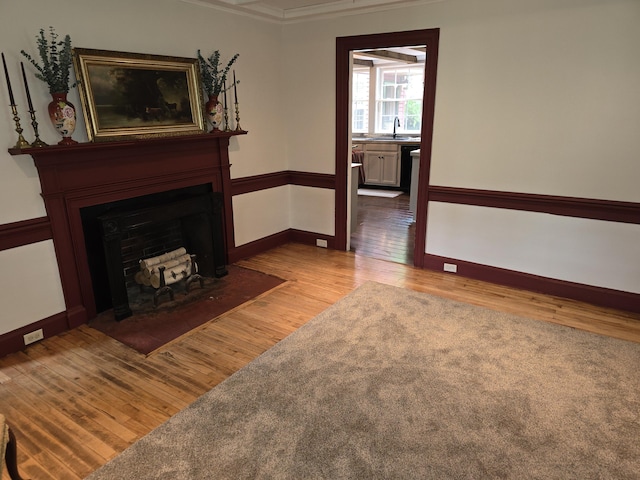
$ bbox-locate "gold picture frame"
[73,48,205,142]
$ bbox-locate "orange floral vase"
[205,94,223,131]
[48,92,78,145]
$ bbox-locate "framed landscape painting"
[73,48,205,142]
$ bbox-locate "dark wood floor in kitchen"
[350,191,415,266]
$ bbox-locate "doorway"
[334,29,440,268]
[349,46,425,266]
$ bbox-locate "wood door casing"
[335,29,440,266]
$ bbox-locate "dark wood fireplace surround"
[10,131,245,329]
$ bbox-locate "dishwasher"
[400,144,420,193]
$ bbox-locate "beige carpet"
[85,281,640,479]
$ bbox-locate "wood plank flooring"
[1,243,639,479]
[350,191,414,265]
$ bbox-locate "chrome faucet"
[392,117,400,139]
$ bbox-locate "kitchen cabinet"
[361,143,400,187]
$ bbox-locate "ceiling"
[353,46,426,66]
[181,0,443,23]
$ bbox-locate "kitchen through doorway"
[349,45,425,266]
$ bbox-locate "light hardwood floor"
[1,243,639,479]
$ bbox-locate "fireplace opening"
[80,184,227,320]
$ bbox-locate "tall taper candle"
[233,70,238,103]
[20,62,34,111]
[224,80,228,110]
[2,52,16,105]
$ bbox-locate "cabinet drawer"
[362,142,399,152]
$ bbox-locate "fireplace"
[13,132,244,328]
[81,184,227,320]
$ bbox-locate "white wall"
[426,203,640,293]
[429,0,640,201]
[0,0,286,333]
[234,186,335,246]
[289,186,335,236]
[233,187,290,246]
[281,0,640,294]
[0,241,66,334]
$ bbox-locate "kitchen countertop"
[352,136,421,144]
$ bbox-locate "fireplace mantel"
[10,131,246,327]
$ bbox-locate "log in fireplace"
[11,132,244,328]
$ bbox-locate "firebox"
[81,184,227,320]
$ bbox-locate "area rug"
[89,265,285,355]
[85,281,640,479]
[357,188,402,198]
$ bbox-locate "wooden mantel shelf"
[8,130,247,156]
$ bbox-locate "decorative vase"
[48,92,78,145]
[205,94,223,131]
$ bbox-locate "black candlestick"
[2,52,16,106]
[233,70,238,103]
[2,53,29,148]
[20,62,33,111]
[20,61,46,147]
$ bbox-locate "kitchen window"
[352,64,424,134]
[352,68,370,133]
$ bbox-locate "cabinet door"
[361,143,401,187]
[363,152,384,184]
[379,153,400,186]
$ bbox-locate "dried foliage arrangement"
[21,27,77,94]
[197,49,239,97]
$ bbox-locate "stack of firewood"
[135,247,195,289]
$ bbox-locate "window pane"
[352,69,370,132]
[376,65,424,134]
[353,102,368,131]
[405,99,421,130]
[382,71,395,85]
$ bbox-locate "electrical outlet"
[23,328,44,345]
[316,239,328,248]
[443,263,457,273]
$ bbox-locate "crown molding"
[181,0,446,24]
